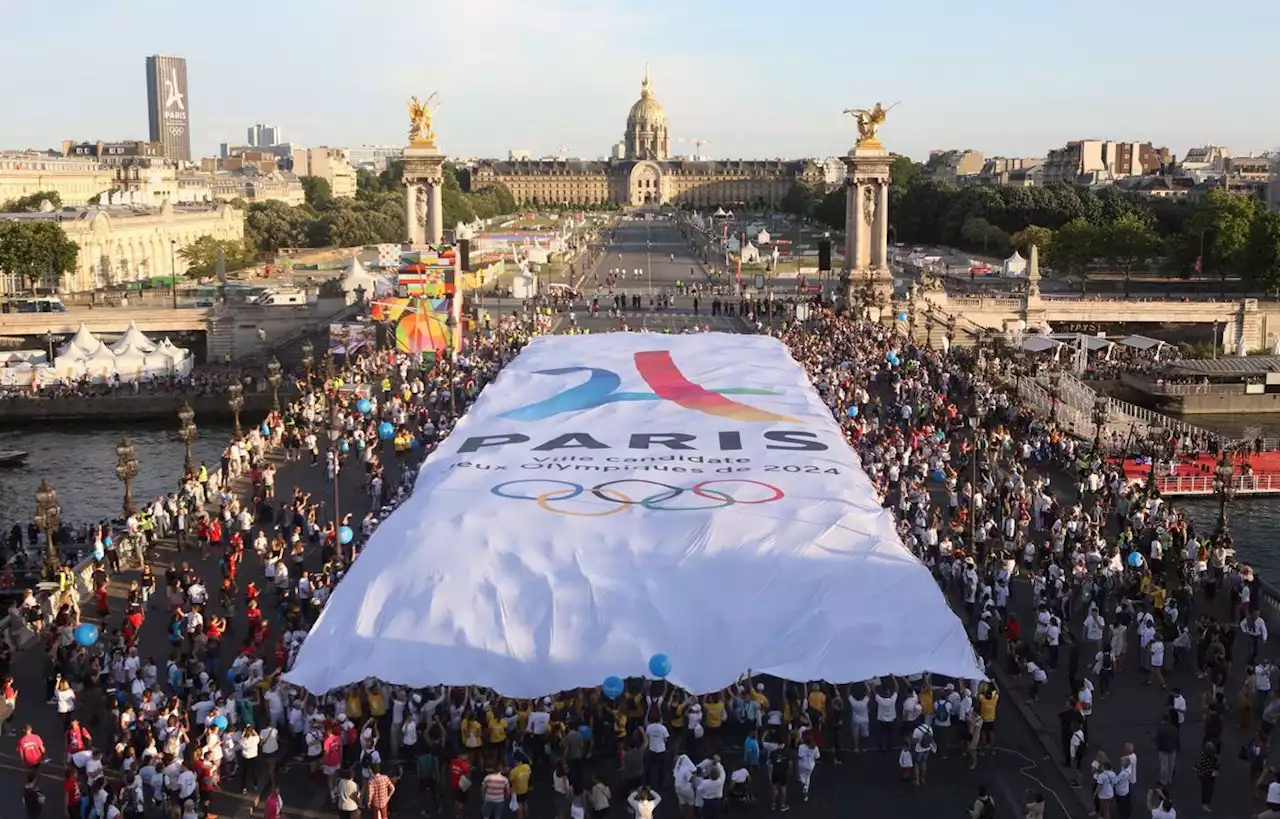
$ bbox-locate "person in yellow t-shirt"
[345,687,364,721]
[510,759,532,818]
[367,687,386,718]
[461,713,483,752]
[670,700,685,732]
[978,683,999,750]
[486,708,508,769]
[703,695,727,751]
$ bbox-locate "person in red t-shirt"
[263,785,284,819]
[16,725,44,769]
[323,725,343,798]
[63,766,81,818]
[450,753,472,813]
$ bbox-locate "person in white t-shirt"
[873,678,899,753]
[643,720,670,789]
[795,736,820,800]
[847,687,871,753]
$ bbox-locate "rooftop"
[1166,356,1280,377]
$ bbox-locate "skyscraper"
[146,55,191,162]
[247,124,281,148]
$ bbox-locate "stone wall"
[0,390,283,423]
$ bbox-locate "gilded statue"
[842,102,898,146]
[407,93,439,146]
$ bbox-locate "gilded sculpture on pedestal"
[407,93,439,147]
[842,102,898,146]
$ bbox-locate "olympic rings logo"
[490,479,786,516]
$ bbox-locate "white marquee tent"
[110,322,158,355]
[339,258,395,305]
[286,333,984,696]
[19,326,194,385]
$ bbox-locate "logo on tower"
[163,68,185,111]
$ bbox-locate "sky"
[2,0,1276,163]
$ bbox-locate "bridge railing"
[1154,473,1280,495]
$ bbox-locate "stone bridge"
[909,292,1278,355]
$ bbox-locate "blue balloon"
[1127,551,1144,568]
[339,439,350,454]
[74,622,99,647]
[92,546,104,562]
[260,423,270,436]
[212,715,228,731]
[648,653,672,679]
[378,421,395,440]
[846,406,859,418]
[602,675,625,699]
[410,436,422,449]
[356,398,373,415]
[896,311,908,322]
[931,468,946,483]
[338,525,354,545]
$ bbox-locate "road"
[0,221,1084,819]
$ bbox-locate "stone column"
[427,180,443,245]
[403,183,418,244]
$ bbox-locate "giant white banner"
[286,333,983,696]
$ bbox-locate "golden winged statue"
[407,93,439,147]
[841,102,898,146]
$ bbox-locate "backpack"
[978,794,996,819]
[934,699,951,725]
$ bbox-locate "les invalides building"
[463,70,837,208]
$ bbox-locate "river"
[0,423,233,532]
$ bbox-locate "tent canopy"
[110,322,157,354]
[1120,334,1164,351]
[1020,336,1062,353]
[61,325,102,357]
[285,333,983,696]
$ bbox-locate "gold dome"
[627,69,667,127]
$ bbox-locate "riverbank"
[0,388,292,423]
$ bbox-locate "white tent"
[61,325,102,357]
[757,228,772,245]
[110,322,157,354]
[82,345,119,381]
[740,241,761,264]
[1119,334,1164,351]
[284,333,984,696]
[1020,336,1062,353]
[1001,251,1027,278]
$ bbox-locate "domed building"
[624,68,669,160]
[462,70,838,208]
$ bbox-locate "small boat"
[0,450,29,466]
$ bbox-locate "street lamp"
[1214,450,1235,538]
[178,401,197,476]
[115,437,138,518]
[300,338,315,386]
[267,356,283,412]
[1048,372,1061,422]
[925,315,935,350]
[325,349,335,382]
[1091,395,1110,453]
[227,381,244,437]
[169,239,178,310]
[34,479,61,580]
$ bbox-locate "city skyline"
[3,0,1277,162]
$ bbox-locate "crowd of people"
[7,276,1280,819]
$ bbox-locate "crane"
[677,137,711,160]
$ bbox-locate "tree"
[1010,225,1053,258]
[1102,212,1158,296]
[959,216,1007,255]
[1245,210,1280,294]
[2,191,62,213]
[300,176,333,209]
[1186,188,1257,294]
[780,181,818,217]
[0,220,79,291]
[1045,218,1100,292]
[177,236,249,279]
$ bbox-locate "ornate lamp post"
[267,356,283,412]
[1214,450,1236,538]
[945,320,956,351]
[178,401,197,476]
[1091,395,1110,453]
[300,338,315,386]
[925,315,934,350]
[1048,372,1061,422]
[324,349,335,382]
[115,437,138,517]
[34,479,61,580]
[227,381,244,437]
